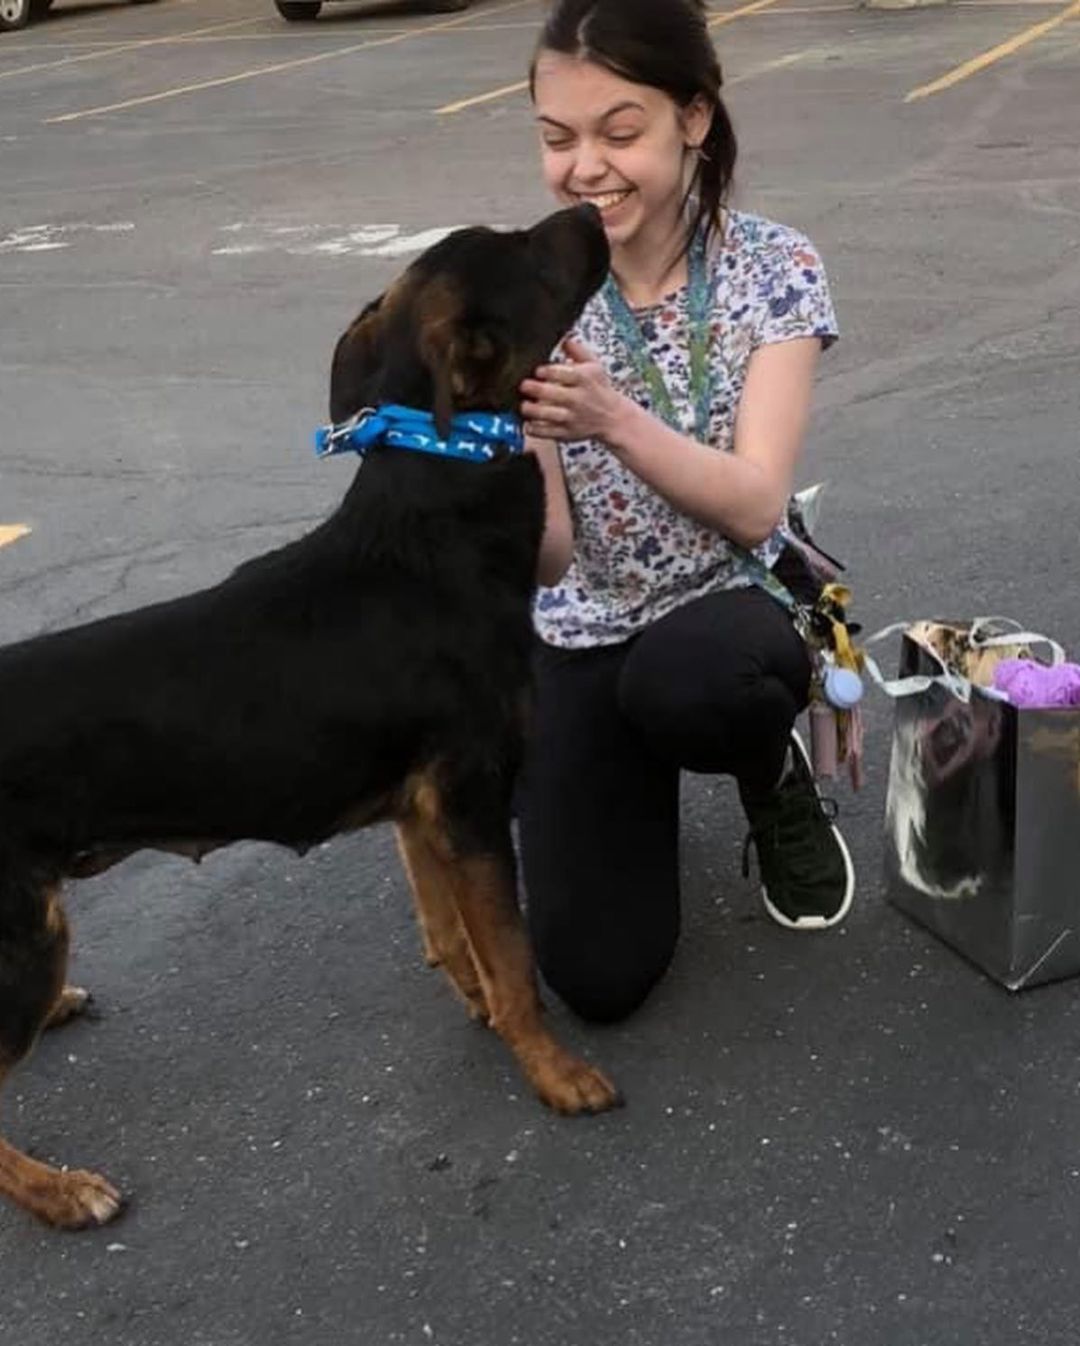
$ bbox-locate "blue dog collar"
[314,404,525,465]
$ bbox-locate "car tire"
[0,0,31,31]
[275,0,322,18]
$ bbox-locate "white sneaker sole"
[760,730,856,932]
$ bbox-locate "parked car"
[1,0,158,31]
[274,0,468,21]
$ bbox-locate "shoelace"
[741,790,840,881]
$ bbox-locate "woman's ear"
[680,94,715,151]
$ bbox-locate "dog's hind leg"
[396,820,490,1024]
[0,865,121,1228]
[44,984,93,1030]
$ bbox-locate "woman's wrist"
[603,393,650,461]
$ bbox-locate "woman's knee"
[547,970,667,1024]
[529,904,679,1024]
[616,602,811,771]
[616,641,756,771]
[616,647,705,745]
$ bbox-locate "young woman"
[517,0,853,1025]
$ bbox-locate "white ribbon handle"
[863,624,971,703]
[862,618,1063,704]
[967,616,1065,665]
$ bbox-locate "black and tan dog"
[0,204,619,1230]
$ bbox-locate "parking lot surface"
[3,1,1080,1342]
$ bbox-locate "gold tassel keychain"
[806,584,866,788]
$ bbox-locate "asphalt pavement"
[2,0,1080,1341]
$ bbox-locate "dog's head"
[329,205,609,433]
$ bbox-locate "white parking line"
[211,222,463,259]
[0,222,135,254]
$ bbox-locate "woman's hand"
[519,337,627,444]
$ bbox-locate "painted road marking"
[907,0,1080,100]
[0,16,263,84]
[0,526,31,551]
[436,0,785,115]
[0,18,546,52]
[0,0,211,52]
[45,0,534,125]
[436,78,529,116]
[211,222,462,258]
[0,221,481,261]
[727,49,819,86]
[0,221,135,254]
[707,0,785,26]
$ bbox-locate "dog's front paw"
[531,1048,623,1116]
[33,1169,123,1230]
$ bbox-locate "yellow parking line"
[0,0,208,50]
[726,48,816,85]
[6,18,542,50]
[45,0,533,124]
[0,525,31,551]
[437,77,527,115]
[707,0,784,25]
[906,0,1080,100]
[436,0,784,115]
[0,16,262,83]
[0,26,415,50]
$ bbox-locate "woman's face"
[532,52,711,254]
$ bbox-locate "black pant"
[518,586,812,1024]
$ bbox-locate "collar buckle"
[314,407,377,458]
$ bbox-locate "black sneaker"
[740,730,854,930]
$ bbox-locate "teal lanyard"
[601,227,714,443]
[601,225,800,616]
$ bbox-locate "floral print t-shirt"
[533,210,839,649]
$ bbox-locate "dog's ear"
[329,290,392,423]
[416,279,465,439]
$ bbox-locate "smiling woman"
[516,0,854,1024]
[0,0,157,32]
